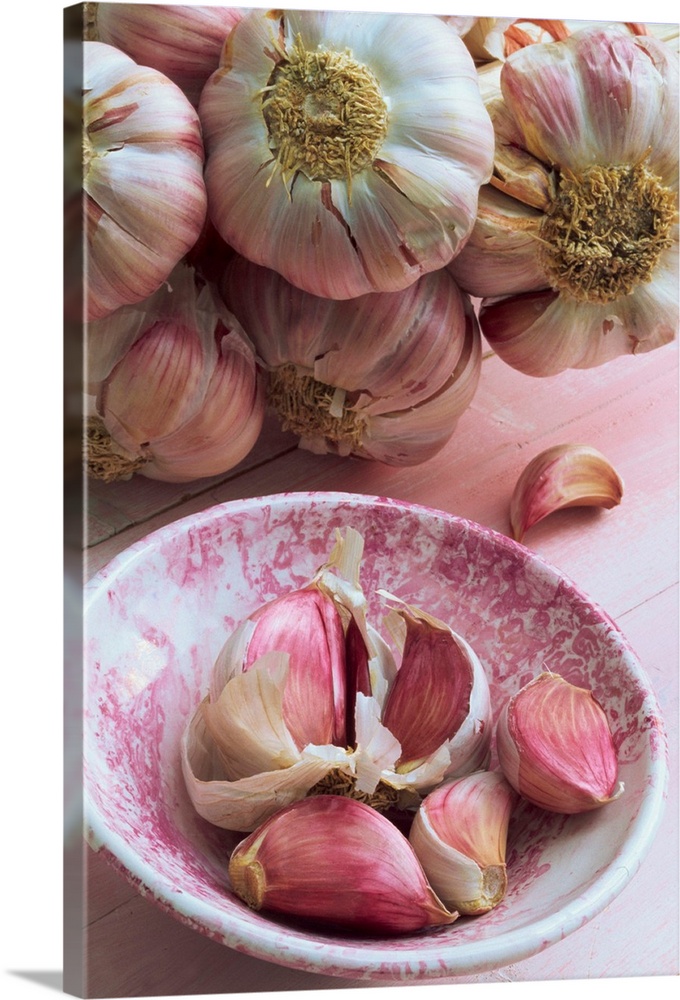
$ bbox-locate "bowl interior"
[84,492,667,979]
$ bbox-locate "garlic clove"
[379,599,492,781]
[509,443,624,542]
[209,527,371,752]
[496,671,623,814]
[409,771,517,914]
[228,795,457,933]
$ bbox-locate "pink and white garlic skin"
[199,7,494,299]
[83,41,207,321]
[409,770,517,915]
[228,795,457,934]
[495,672,623,814]
[88,264,265,483]
[220,255,481,466]
[93,4,244,107]
[449,26,679,375]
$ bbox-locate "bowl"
[84,491,668,980]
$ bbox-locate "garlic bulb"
[84,41,207,321]
[496,672,624,814]
[94,4,243,107]
[199,8,494,299]
[229,795,457,933]
[220,255,481,466]
[182,528,493,831]
[449,26,678,375]
[509,444,624,541]
[87,264,265,483]
[409,771,517,915]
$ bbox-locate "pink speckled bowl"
[84,492,667,980]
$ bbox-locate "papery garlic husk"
[84,41,207,321]
[199,8,494,299]
[496,672,624,814]
[358,596,493,798]
[409,771,517,915]
[228,795,457,934]
[181,528,398,831]
[509,443,624,541]
[220,255,481,466]
[457,18,655,64]
[87,264,265,483]
[449,26,679,375]
[93,4,244,107]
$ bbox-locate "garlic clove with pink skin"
[93,4,244,107]
[220,255,482,467]
[409,771,518,915]
[379,598,493,783]
[496,672,624,814]
[87,264,265,484]
[210,527,371,752]
[228,795,457,934]
[509,444,624,542]
[83,41,207,321]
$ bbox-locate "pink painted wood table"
[78,342,679,997]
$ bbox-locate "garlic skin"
[496,672,624,814]
[220,255,481,466]
[375,600,493,789]
[409,771,517,915]
[94,4,243,107]
[199,8,494,299]
[449,27,678,375]
[182,529,493,831]
[84,41,207,321]
[228,795,457,934]
[458,18,654,63]
[87,264,265,483]
[182,528,392,831]
[509,444,624,542]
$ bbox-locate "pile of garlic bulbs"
[81,6,678,484]
[183,526,623,934]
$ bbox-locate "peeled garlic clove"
[410,771,517,915]
[229,795,457,934]
[496,672,623,814]
[510,443,624,541]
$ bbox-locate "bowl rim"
[83,490,669,980]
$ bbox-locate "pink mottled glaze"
[84,492,668,980]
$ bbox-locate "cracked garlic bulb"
[449,26,679,375]
[198,8,494,299]
[181,529,492,832]
[220,255,481,466]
